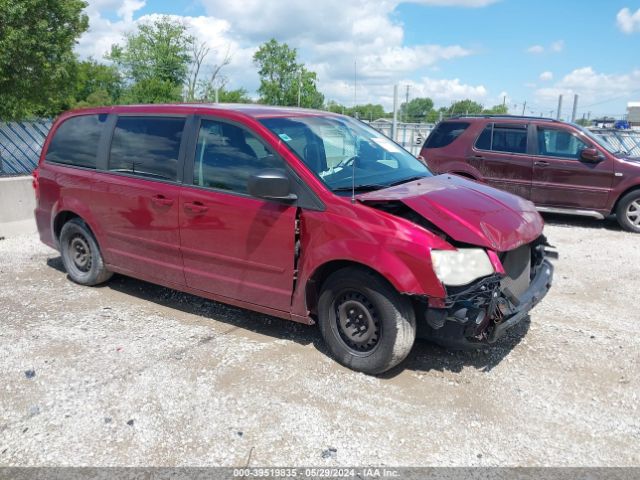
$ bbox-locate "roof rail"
[449,114,560,122]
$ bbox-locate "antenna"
[351,58,357,204]
[351,156,356,204]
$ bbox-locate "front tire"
[616,190,640,233]
[317,267,416,375]
[59,218,113,286]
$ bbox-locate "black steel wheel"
[332,291,381,354]
[60,218,113,286]
[318,267,415,375]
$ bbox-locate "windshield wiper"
[387,175,428,187]
[331,184,386,192]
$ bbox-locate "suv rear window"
[475,123,528,154]
[109,116,185,181]
[45,114,107,168]
[424,122,470,149]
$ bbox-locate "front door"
[531,126,613,210]
[468,123,533,199]
[92,115,187,285]
[179,117,296,312]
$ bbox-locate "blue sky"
[79,0,640,118]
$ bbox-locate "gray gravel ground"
[0,215,638,467]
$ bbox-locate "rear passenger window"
[45,114,107,168]
[475,123,528,154]
[193,119,285,194]
[424,122,470,149]
[109,116,185,181]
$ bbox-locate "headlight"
[431,249,494,286]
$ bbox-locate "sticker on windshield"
[371,137,401,153]
[278,133,292,142]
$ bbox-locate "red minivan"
[34,104,555,374]
[421,115,640,232]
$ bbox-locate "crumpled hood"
[358,174,543,252]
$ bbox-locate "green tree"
[253,39,324,108]
[483,104,509,115]
[0,0,89,120]
[218,88,252,103]
[108,17,194,103]
[326,101,346,114]
[71,59,122,107]
[348,104,387,121]
[576,118,592,127]
[449,99,484,115]
[402,97,434,122]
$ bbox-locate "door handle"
[534,161,550,167]
[184,201,209,214]
[151,194,174,207]
[471,154,484,160]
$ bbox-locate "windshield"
[260,115,432,193]
[573,124,620,155]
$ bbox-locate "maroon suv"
[421,115,640,232]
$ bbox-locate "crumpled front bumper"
[422,247,555,348]
[488,259,554,342]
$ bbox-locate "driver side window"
[538,127,588,160]
[193,119,284,194]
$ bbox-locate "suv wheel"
[616,190,640,233]
[60,218,113,285]
[317,267,416,374]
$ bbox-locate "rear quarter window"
[45,114,107,168]
[424,122,470,149]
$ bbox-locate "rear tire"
[615,190,640,233]
[317,267,416,375]
[59,218,112,286]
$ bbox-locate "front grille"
[500,243,531,298]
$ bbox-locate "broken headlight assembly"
[430,248,495,287]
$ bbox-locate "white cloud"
[77,0,493,106]
[539,71,553,81]
[408,0,499,6]
[550,40,564,52]
[534,67,640,114]
[617,7,640,33]
[526,40,564,55]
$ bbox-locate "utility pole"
[392,85,399,141]
[353,59,357,108]
[571,94,579,123]
[521,101,527,116]
[404,85,410,122]
[557,94,563,120]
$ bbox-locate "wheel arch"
[304,260,408,317]
[612,184,640,215]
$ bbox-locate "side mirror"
[248,169,297,201]
[580,147,603,163]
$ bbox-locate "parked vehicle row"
[35,105,554,374]
[420,115,640,232]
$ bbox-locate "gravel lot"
[0,215,638,467]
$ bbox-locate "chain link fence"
[0,120,52,176]
[368,121,434,156]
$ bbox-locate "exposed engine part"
[423,234,555,347]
